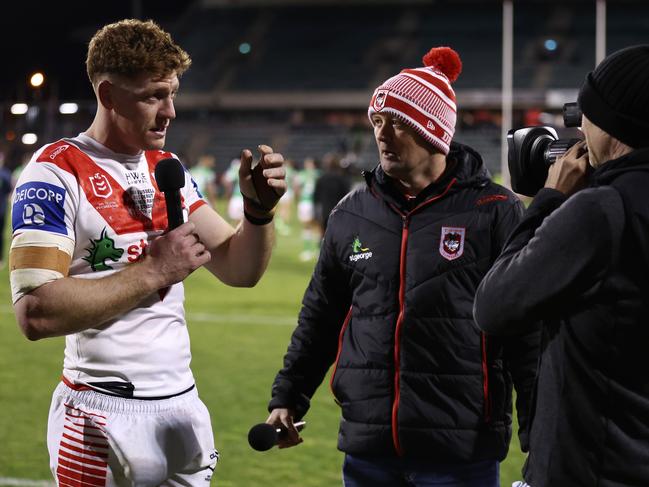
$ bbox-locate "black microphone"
[248,421,306,451]
[154,158,186,230]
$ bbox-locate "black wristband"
[244,210,274,226]
[243,194,273,214]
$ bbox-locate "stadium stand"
[2,0,648,178]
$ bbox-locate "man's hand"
[544,140,590,195]
[239,145,287,219]
[266,408,303,449]
[144,222,211,288]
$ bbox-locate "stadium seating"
[4,0,648,178]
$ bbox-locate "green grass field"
[0,202,526,486]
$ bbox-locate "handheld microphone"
[248,421,306,451]
[154,158,186,230]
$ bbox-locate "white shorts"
[297,201,314,222]
[228,196,244,221]
[47,382,218,486]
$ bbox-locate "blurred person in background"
[313,152,351,234]
[264,47,539,487]
[9,19,285,485]
[189,153,218,206]
[474,45,649,487]
[223,157,244,224]
[0,154,12,267]
[275,158,296,236]
[294,156,320,261]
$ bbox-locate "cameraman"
[474,45,649,487]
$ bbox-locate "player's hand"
[266,408,303,449]
[239,145,287,218]
[544,140,590,195]
[144,222,210,288]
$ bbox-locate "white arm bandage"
[10,230,75,304]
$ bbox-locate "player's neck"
[86,115,141,156]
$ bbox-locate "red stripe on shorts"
[58,457,107,478]
[56,466,107,486]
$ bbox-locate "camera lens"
[544,138,583,165]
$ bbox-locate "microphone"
[154,158,186,230]
[248,421,306,451]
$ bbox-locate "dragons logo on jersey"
[83,228,124,271]
[349,236,372,262]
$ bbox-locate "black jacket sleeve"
[491,195,540,452]
[268,215,352,419]
[474,187,625,336]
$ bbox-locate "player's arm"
[190,145,286,287]
[13,223,209,340]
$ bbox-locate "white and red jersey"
[11,133,207,397]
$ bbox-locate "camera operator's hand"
[544,140,590,196]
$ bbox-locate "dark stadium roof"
[1,1,192,101]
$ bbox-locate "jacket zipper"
[481,332,491,422]
[391,217,409,455]
[389,177,458,456]
[329,306,354,405]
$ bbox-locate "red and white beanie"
[368,47,462,155]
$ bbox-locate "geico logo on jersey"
[12,181,67,235]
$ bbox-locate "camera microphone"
[248,421,306,451]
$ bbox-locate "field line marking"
[186,311,295,326]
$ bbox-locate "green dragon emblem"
[352,236,369,253]
[83,228,124,272]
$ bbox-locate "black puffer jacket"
[475,148,649,486]
[270,142,539,461]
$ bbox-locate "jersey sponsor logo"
[89,172,113,198]
[49,144,70,160]
[22,203,45,226]
[127,238,149,263]
[83,228,124,271]
[126,186,155,219]
[372,90,388,111]
[125,171,149,186]
[12,181,67,235]
[349,236,373,262]
[439,226,465,261]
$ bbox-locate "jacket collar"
[592,147,649,185]
[364,141,490,212]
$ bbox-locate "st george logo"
[90,172,113,198]
[373,90,388,111]
[349,236,372,262]
[83,228,124,271]
[439,227,465,261]
[22,203,45,226]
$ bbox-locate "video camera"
[507,102,584,196]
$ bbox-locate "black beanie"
[578,45,649,149]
